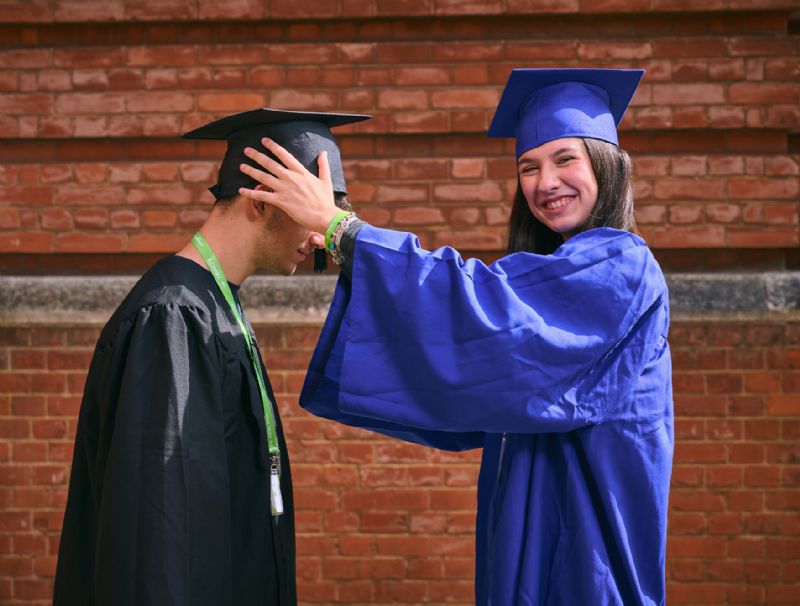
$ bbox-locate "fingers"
[260,137,307,173]
[242,146,286,178]
[240,162,281,190]
[237,185,278,206]
[317,151,331,185]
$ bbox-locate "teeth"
[545,196,571,210]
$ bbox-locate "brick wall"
[1,3,798,269]
[1,318,798,605]
[1,1,799,605]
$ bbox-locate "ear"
[246,184,276,221]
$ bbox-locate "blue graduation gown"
[301,225,673,606]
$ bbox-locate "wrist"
[324,211,352,249]
[318,209,341,234]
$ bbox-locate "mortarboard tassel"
[313,248,328,273]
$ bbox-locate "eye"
[519,164,539,175]
[556,156,575,165]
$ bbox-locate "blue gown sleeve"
[300,225,668,441]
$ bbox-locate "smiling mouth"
[542,195,574,210]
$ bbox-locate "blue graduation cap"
[183,108,371,200]
[487,68,644,157]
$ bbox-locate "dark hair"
[333,191,352,211]
[214,195,237,209]
[506,137,638,255]
[214,191,351,215]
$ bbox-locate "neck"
[176,209,257,285]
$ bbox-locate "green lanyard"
[191,232,283,516]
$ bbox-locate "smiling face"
[517,137,599,241]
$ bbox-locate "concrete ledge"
[665,273,800,321]
[1,272,798,326]
[0,275,339,326]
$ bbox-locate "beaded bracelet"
[328,213,359,266]
[324,211,352,251]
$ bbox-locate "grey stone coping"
[0,272,798,326]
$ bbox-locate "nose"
[538,164,560,194]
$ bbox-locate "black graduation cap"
[183,108,370,199]
[183,108,371,272]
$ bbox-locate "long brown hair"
[506,137,638,255]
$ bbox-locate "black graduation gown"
[54,255,296,606]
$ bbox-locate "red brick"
[578,41,651,60]
[268,90,335,111]
[505,0,578,12]
[654,177,725,200]
[376,89,429,111]
[10,351,46,370]
[268,44,336,65]
[109,209,140,229]
[393,67,450,86]
[431,88,499,109]
[705,203,740,223]
[697,57,736,82]
[668,204,703,224]
[434,181,502,203]
[141,210,177,228]
[0,49,51,68]
[39,208,75,230]
[52,0,123,21]
[729,177,798,200]
[36,69,71,92]
[393,207,445,226]
[195,45,264,66]
[140,68,177,91]
[197,0,263,18]
[730,82,799,105]
[123,0,194,19]
[55,92,126,114]
[126,186,193,205]
[73,208,109,229]
[505,40,577,61]
[52,231,121,252]
[0,231,54,252]
[649,225,726,248]
[432,227,504,250]
[12,442,47,463]
[126,46,196,67]
[767,395,800,416]
[375,184,428,204]
[669,559,705,581]
[392,111,449,133]
[707,106,745,128]
[374,580,427,604]
[361,512,408,533]
[453,64,489,85]
[0,208,22,229]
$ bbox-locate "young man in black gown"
[53,109,368,606]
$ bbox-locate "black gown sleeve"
[55,302,232,606]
